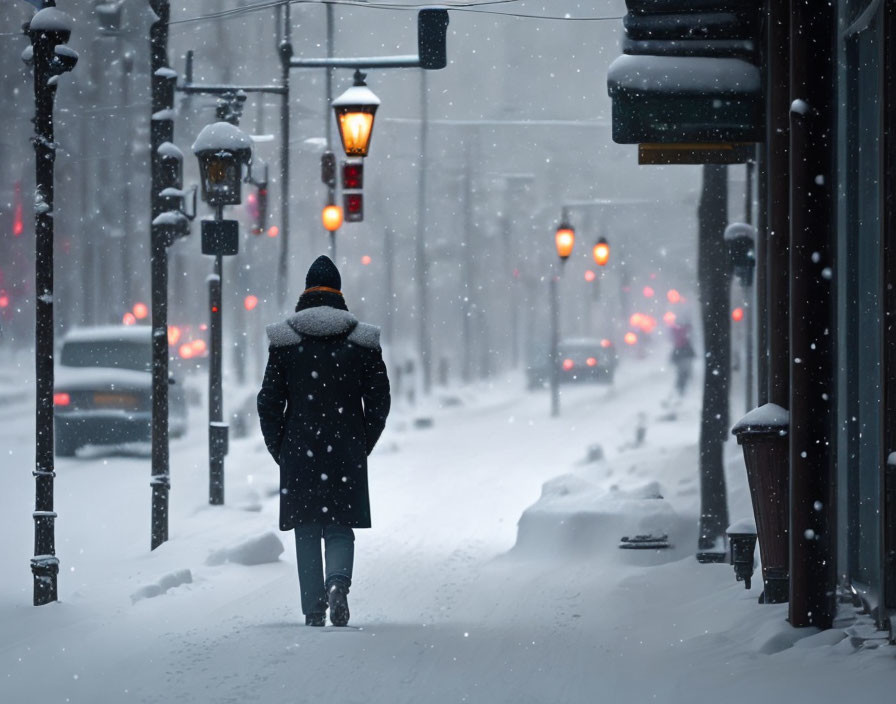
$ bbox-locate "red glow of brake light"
[267,226,279,238]
[663,311,677,326]
[191,339,207,355]
[122,312,136,326]
[53,392,70,406]
[667,289,681,304]
[199,323,208,331]
[732,307,745,322]
[584,270,596,282]
[562,358,574,371]
[244,295,259,311]
[640,315,657,334]
[167,326,181,346]
[600,338,611,348]
[586,357,597,367]
[179,343,194,359]
[643,286,655,298]
[0,293,9,309]
[624,332,638,346]
[629,313,643,328]
[361,255,372,266]
[133,302,148,320]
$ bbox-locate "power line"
[168,0,624,27]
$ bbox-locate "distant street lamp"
[550,214,575,417]
[322,204,343,232]
[192,121,253,507]
[332,70,380,157]
[555,219,575,260]
[593,237,610,267]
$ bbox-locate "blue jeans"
[294,523,354,615]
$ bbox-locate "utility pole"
[416,69,432,394]
[325,3,338,261]
[149,0,193,549]
[276,4,292,311]
[149,0,173,550]
[696,164,731,562]
[25,1,78,606]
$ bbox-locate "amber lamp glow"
[332,71,380,158]
[322,204,343,232]
[593,237,610,266]
[555,223,575,260]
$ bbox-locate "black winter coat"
[256,306,391,530]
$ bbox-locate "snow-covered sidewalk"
[1,356,894,703]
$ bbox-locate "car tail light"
[562,359,574,371]
[53,392,70,406]
[586,357,597,367]
[600,339,612,348]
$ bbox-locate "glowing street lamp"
[332,70,380,158]
[322,204,343,232]
[555,221,575,261]
[592,237,610,267]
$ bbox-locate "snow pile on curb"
[130,568,193,604]
[205,531,284,566]
[511,475,694,563]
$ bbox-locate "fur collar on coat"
[265,306,381,351]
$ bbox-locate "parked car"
[54,325,187,456]
[557,337,618,384]
[525,342,552,390]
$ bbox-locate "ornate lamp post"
[550,216,575,417]
[332,70,380,157]
[192,121,252,506]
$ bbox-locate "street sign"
[201,219,239,256]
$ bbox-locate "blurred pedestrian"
[257,255,391,627]
[669,320,696,396]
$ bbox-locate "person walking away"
[669,320,696,396]
[257,255,391,627]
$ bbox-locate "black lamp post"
[550,215,575,417]
[24,2,78,607]
[192,121,252,506]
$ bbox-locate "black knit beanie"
[295,255,348,312]
[305,255,341,291]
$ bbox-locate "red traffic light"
[342,160,364,190]
[344,193,363,222]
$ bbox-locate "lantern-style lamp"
[322,204,343,232]
[593,237,610,267]
[555,221,575,261]
[332,70,380,158]
[191,121,252,206]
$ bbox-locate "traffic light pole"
[149,0,173,550]
[208,239,225,506]
[26,1,77,606]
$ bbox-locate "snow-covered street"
[2,353,894,703]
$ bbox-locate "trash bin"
[731,403,790,604]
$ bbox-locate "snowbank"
[511,475,695,565]
[205,531,284,566]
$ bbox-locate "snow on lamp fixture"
[332,71,380,158]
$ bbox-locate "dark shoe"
[328,583,350,627]
[305,613,326,627]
